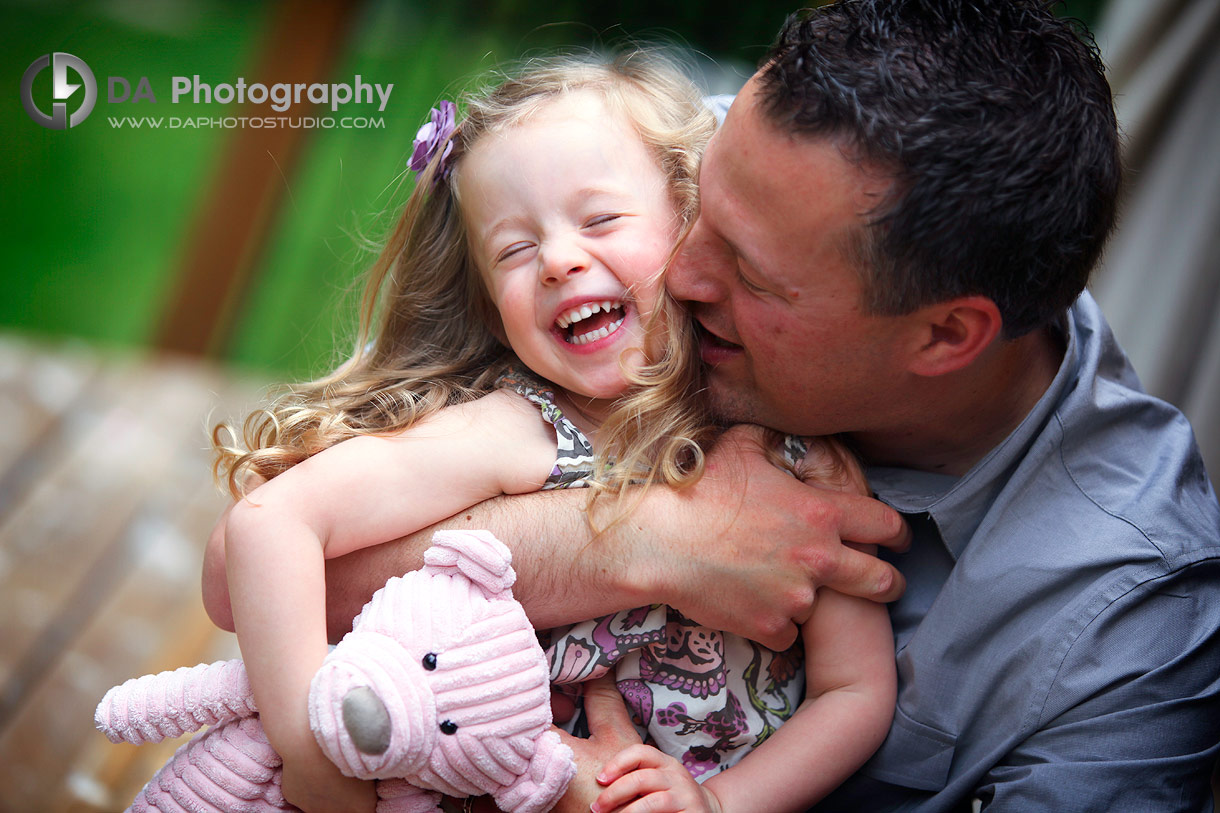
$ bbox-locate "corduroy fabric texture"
[94,530,575,813]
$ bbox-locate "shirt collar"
[866,308,1079,560]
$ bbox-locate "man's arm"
[204,487,617,639]
[203,426,909,649]
[323,489,600,640]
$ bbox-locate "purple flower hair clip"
[408,99,457,181]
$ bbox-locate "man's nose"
[667,219,729,304]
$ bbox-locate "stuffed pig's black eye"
[440,720,458,735]
[422,653,437,671]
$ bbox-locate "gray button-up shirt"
[817,292,1220,811]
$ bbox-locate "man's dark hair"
[759,0,1121,338]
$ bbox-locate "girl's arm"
[702,438,894,809]
[224,390,555,811]
[592,587,896,813]
[204,425,909,649]
[706,585,896,810]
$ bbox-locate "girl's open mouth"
[555,300,627,345]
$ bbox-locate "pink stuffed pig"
[95,530,576,813]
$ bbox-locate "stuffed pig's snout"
[309,633,437,779]
[342,685,392,755]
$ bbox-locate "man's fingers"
[583,675,643,746]
[828,544,907,603]
[755,619,803,651]
[549,678,646,813]
[793,489,909,603]
[822,489,911,551]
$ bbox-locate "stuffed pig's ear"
[423,529,516,599]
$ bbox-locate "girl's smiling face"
[458,91,679,410]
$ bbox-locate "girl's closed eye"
[496,241,535,264]
[584,213,622,229]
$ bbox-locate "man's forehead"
[696,83,894,296]
[720,126,891,233]
[704,89,822,226]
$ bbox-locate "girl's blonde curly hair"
[213,49,719,517]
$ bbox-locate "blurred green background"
[1,0,1106,382]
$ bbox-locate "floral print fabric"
[496,368,807,781]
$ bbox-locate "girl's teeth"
[569,316,625,345]
[555,300,621,330]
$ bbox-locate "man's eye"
[738,270,767,293]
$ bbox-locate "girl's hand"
[591,744,724,813]
[280,743,378,813]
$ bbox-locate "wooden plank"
[0,357,209,702]
[71,625,241,813]
[0,335,103,515]
[0,354,262,812]
[54,448,243,811]
[4,597,232,812]
[0,351,262,700]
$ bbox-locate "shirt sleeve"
[978,559,1220,812]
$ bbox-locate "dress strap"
[495,365,596,489]
[781,434,809,468]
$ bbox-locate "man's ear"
[906,296,1002,377]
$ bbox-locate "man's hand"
[617,425,908,650]
[552,677,645,813]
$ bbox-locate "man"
[205,1,1220,809]
[659,3,1220,809]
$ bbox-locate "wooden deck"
[0,333,266,812]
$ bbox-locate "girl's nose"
[539,242,589,285]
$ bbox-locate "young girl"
[214,52,894,813]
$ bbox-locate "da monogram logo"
[21,52,97,129]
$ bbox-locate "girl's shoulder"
[420,388,559,495]
[396,386,551,442]
[468,386,557,430]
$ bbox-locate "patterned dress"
[496,367,806,781]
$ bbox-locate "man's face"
[667,74,909,436]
